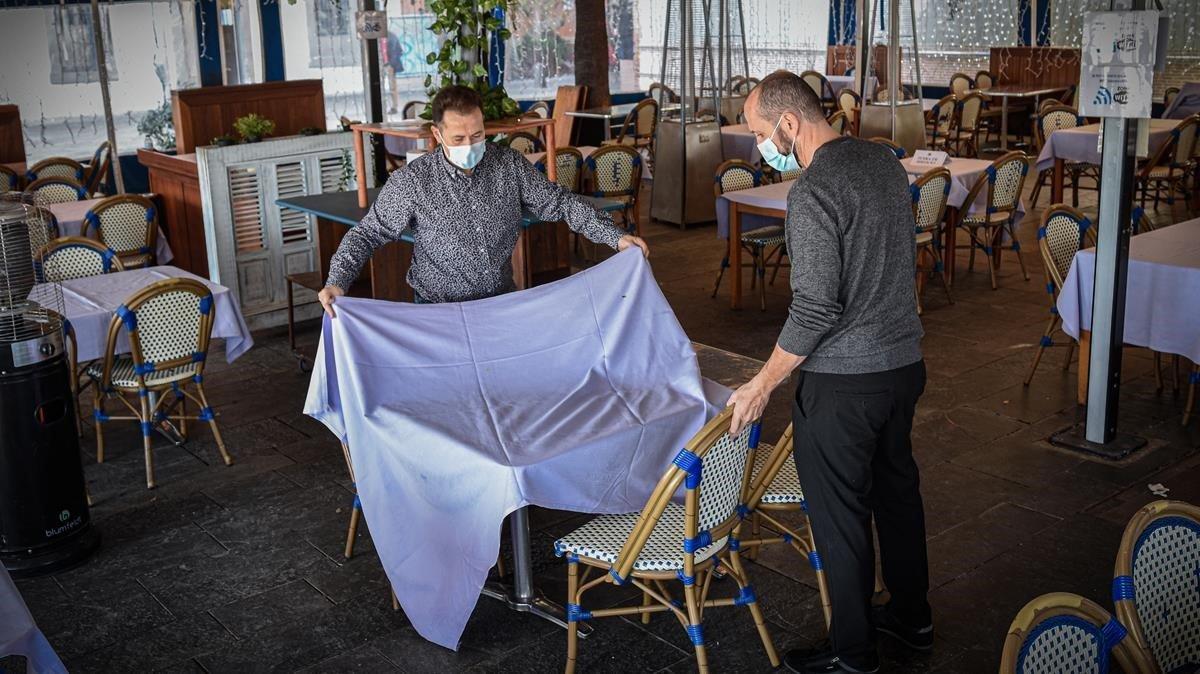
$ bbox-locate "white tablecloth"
[721,124,761,165]
[47,198,174,264]
[1,565,67,674]
[45,266,254,363]
[716,157,1025,240]
[305,250,727,649]
[1058,218,1200,363]
[1034,119,1180,174]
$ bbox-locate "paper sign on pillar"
[1079,10,1164,120]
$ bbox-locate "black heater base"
[1049,424,1148,461]
[3,526,101,579]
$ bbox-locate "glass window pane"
[899,0,1022,87]
[0,1,200,163]
[505,0,577,100]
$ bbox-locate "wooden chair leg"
[565,557,580,674]
[682,582,709,672]
[641,590,653,624]
[727,551,780,667]
[710,256,729,298]
[1062,338,1076,372]
[344,498,361,559]
[194,384,233,466]
[176,387,188,439]
[1025,314,1059,386]
[140,392,156,489]
[93,387,106,464]
[1183,366,1197,426]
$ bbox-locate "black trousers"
[792,360,930,660]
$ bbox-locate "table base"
[1048,423,1147,461]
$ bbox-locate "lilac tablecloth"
[1034,119,1180,173]
[1,565,67,674]
[304,249,728,649]
[828,75,876,98]
[1163,82,1200,119]
[721,124,761,165]
[1058,218,1200,363]
[47,198,174,264]
[46,266,254,363]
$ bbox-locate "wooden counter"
[137,149,208,276]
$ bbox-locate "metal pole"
[90,0,125,194]
[854,0,870,98]
[888,0,899,138]
[737,0,750,83]
[360,0,386,185]
[908,0,923,102]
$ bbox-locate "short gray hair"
[752,70,826,125]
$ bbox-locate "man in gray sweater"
[727,71,930,673]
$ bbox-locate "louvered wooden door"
[224,151,352,314]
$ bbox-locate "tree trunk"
[574,0,610,107]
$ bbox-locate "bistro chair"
[948,91,984,157]
[1023,205,1095,386]
[725,75,747,95]
[505,131,543,154]
[926,95,958,151]
[911,168,953,314]
[526,100,552,119]
[24,176,88,205]
[1000,592,1152,674]
[83,194,159,269]
[974,71,995,90]
[553,408,780,673]
[583,144,642,237]
[83,141,112,196]
[35,236,124,283]
[0,165,19,193]
[1131,205,1158,235]
[86,278,232,489]
[26,156,85,183]
[869,136,906,159]
[1163,86,1180,110]
[958,151,1030,289]
[534,146,584,193]
[400,100,424,120]
[827,110,848,136]
[1029,105,1097,207]
[948,73,973,98]
[606,98,658,151]
[1136,114,1199,211]
[711,159,788,312]
[738,424,832,627]
[974,71,1003,144]
[800,70,836,113]
[648,82,678,105]
[838,89,861,134]
[1112,499,1200,671]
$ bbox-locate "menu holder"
[910,149,949,168]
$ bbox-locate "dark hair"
[431,85,483,125]
[752,70,826,125]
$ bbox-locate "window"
[897,0,1022,87]
[47,4,118,85]
[504,0,577,99]
[308,0,360,68]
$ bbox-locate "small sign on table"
[910,150,949,168]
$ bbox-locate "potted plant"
[423,0,519,121]
[137,101,176,151]
[233,113,276,143]
[211,134,238,147]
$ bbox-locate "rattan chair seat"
[750,445,804,505]
[86,357,194,389]
[556,503,728,571]
[960,211,1012,226]
[741,226,787,247]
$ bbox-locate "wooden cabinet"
[137,149,208,277]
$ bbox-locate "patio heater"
[0,195,98,577]
[856,0,928,154]
[650,0,749,226]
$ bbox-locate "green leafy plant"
[423,0,520,121]
[233,113,276,142]
[138,101,175,151]
[211,134,238,147]
[335,149,355,192]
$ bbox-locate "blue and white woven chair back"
[28,157,84,182]
[958,93,983,129]
[587,147,640,197]
[1041,108,1080,142]
[913,171,950,235]
[1129,514,1200,670]
[695,424,756,534]
[1041,210,1090,285]
[933,97,956,136]
[555,151,582,193]
[129,281,211,369]
[26,178,87,205]
[990,156,1028,212]
[89,198,154,257]
[507,133,541,154]
[778,167,805,182]
[717,163,759,195]
[38,238,120,283]
[1016,615,1114,673]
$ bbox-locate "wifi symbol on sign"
[1094,87,1114,105]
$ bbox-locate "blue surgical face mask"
[757,114,800,173]
[442,138,486,170]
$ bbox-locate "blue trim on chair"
[676,569,696,585]
[191,351,207,363]
[566,603,592,622]
[145,206,157,222]
[734,585,757,606]
[986,165,998,183]
[84,210,101,232]
[748,422,762,449]
[199,294,214,315]
[1100,617,1127,651]
[1040,336,1053,347]
[198,406,216,422]
[100,248,117,272]
[1112,575,1135,601]
[116,304,137,331]
[135,361,156,375]
[609,568,630,585]
[140,421,153,436]
[808,550,823,570]
[673,448,703,489]
[686,623,705,646]
[683,530,712,553]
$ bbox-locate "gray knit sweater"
[777,136,924,374]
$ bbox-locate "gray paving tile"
[209,578,335,638]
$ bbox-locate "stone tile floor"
[11,179,1200,673]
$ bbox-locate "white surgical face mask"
[442,139,486,170]
[757,114,800,173]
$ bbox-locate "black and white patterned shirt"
[326,143,626,303]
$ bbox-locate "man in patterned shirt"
[319,85,649,314]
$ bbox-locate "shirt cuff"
[776,322,824,358]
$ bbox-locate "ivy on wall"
[424,0,520,120]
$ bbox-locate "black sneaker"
[783,645,880,674]
[871,604,934,652]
